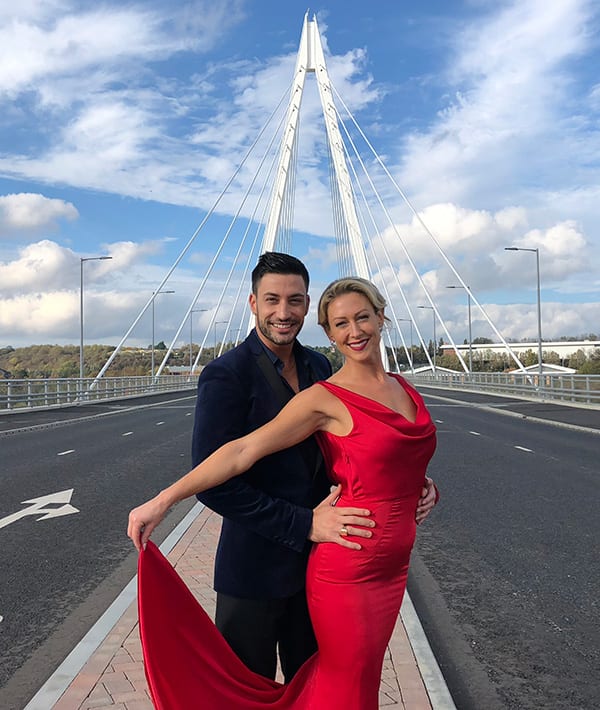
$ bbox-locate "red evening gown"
[138,374,436,709]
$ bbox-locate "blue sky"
[0,0,599,351]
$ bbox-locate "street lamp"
[230,328,242,348]
[151,290,175,378]
[385,325,399,372]
[505,247,543,380]
[417,306,436,375]
[189,308,207,374]
[80,255,112,381]
[397,318,414,372]
[214,321,228,358]
[446,285,473,373]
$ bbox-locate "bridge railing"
[409,371,600,406]
[2,372,599,412]
[0,376,197,412]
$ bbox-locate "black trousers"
[215,588,317,683]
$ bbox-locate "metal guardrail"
[408,371,600,406]
[2,372,599,412]
[0,376,197,412]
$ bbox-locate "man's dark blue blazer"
[192,329,332,600]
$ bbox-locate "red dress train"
[138,375,436,709]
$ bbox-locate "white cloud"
[397,0,599,214]
[0,239,76,291]
[507,221,588,280]
[0,2,245,96]
[0,193,78,236]
[0,291,77,337]
[370,203,592,297]
[103,240,165,270]
[475,301,599,341]
[494,207,528,232]
[0,238,166,296]
[0,3,383,238]
[304,242,338,270]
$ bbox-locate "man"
[192,252,437,682]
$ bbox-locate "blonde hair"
[317,277,387,330]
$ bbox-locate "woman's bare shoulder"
[297,381,340,409]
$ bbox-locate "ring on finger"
[340,526,349,537]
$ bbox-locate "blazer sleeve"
[191,359,313,553]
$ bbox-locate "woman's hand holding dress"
[128,494,171,551]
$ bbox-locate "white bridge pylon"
[262,13,368,279]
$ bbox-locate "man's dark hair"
[251,252,310,293]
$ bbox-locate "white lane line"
[469,431,481,436]
[122,432,133,437]
[156,421,165,426]
[515,445,533,453]
[57,449,75,456]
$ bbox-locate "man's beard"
[257,318,301,346]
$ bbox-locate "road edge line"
[423,391,600,435]
[401,592,457,709]
[23,502,205,710]
[0,393,197,437]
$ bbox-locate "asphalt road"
[410,388,599,710]
[1,387,598,709]
[0,392,198,710]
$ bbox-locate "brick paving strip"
[52,509,432,710]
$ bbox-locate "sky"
[1,0,599,354]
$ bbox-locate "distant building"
[440,340,599,363]
[507,363,577,374]
[165,365,204,376]
[410,365,463,375]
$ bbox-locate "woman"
[128,277,437,709]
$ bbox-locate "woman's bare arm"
[127,385,332,550]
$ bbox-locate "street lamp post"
[231,328,241,348]
[214,321,228,358]
[505,247,543,380]
[385,325,399,372]
[397,318,414,372]
[80,255,112,382]
[189,308,208,374]
[446,285,473,373]
[151,290,175,378]
[418,306,436,375]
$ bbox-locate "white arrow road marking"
[57,450,75,456]
[514,445,533,453]
[36,504,79,521]
[0,489,79,530]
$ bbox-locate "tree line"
[1,338,599,379]
[0,342,243,379]
[385,339,600,374]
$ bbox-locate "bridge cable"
[333,93,466,372]
[91,82,294,386]
[331,84,525,373]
